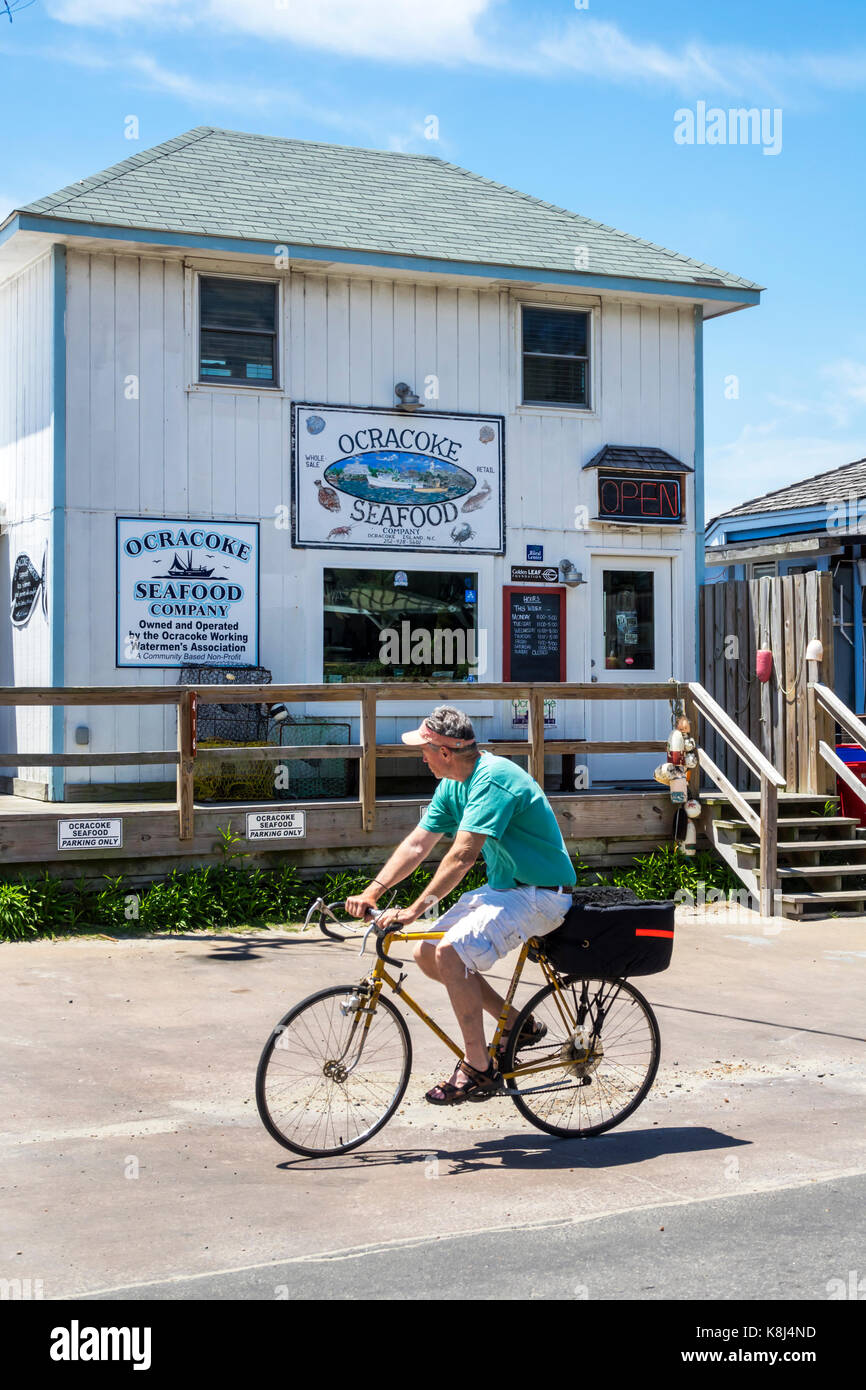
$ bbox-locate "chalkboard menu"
[503,586,566,682]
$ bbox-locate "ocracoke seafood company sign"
[292,404,504,554]
[116,517,260,668]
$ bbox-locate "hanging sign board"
[116,518,260,668]
[503,587,566,683]
[597,472,683,523]
[293,404,504,553]
[11,552,47,627]
[246,810,306,841]
[58,818,123,850]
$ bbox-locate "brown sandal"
[497,1014,548,1059]
[425,1058,503,1106]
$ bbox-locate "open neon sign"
[597,472,683,522]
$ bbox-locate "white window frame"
[514,298,599,417]
[304,553,497,723]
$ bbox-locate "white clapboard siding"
[56,251,696,788]
[0,251,55,778]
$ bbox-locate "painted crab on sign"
[450,523,476,546]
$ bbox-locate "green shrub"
[0,836,739,942]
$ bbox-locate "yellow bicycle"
[256,906,662,1157]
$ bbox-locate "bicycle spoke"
[257,986,411,1156]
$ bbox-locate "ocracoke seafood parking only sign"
[292,404,504,553]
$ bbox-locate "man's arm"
[344,827,443,918]
[377,829,486,927]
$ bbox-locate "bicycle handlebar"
[360,906,405,967]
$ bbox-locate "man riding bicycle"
[346,705,576,1105]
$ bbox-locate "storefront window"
[324,569,480,681]
[603,570,654,670]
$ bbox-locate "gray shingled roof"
[18,126,761,292]
[709,457,866,527]
[584,444,693,473]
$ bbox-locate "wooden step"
[778,814,860,824]
[776,817,860,827]
[779,888,866,904]
[734,840,866,855]
[701,793,839,804]
[765,863,866,877]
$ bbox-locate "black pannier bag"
[532,886,675,980]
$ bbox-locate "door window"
[602,570,655,671]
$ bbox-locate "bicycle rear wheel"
[503,976,660,1138]
[256,985,412,1157]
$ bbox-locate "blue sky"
[2,0,864,522]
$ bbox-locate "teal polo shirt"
[420,752,576,892]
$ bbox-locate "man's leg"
[433,942,495,1072]
[414,941,519,1037]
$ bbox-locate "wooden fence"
[699,572,835,794]
[0,681,687,842]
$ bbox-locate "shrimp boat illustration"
[157,551,216,579]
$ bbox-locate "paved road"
[2,905,865,1301]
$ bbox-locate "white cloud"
[47,0,494,64]
[767,360,866,429]
[705,423,863,521]
[40,4,866,97]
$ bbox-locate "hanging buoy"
[756,649,773,682]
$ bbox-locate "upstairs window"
[199,277,278,386]
[522,306,590,408]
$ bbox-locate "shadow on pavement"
[277,1125,748,1175]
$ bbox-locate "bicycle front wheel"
[256,985,412,1157]
[503,976,660,1138]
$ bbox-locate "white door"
[588,555,673,786]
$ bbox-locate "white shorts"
[437,883,571,975]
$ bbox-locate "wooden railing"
[812,682,866,809]
[688,681,786,917]
[0,681,687,842]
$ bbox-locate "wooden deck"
[0,790,675,879]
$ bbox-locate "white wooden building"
[0,127,761,802]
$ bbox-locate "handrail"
[818,742,866,807]
[688,681,783,918]
[811,682,866,754]
[688,682,785,788]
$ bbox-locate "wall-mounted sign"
[597,472,683,523]
[11,552,47,626]
[117,519,260,669]
[246,810,306,840]
[503,587,566,683]
[58,818,123,850]
[511,566,559,583]
[526,545,543,561]
[293,404,504,553]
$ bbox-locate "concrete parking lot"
[2,905,865,1300]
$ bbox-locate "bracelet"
[369,878,388,889]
